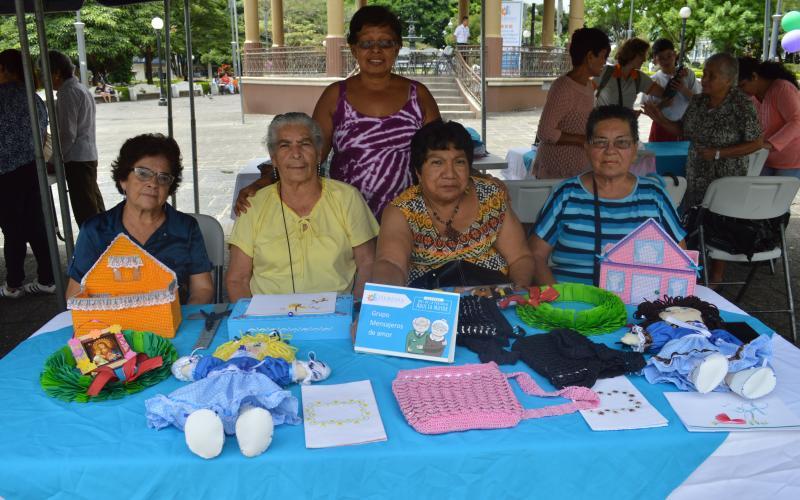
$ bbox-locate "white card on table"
[665,391,800,432]
[580,376,668,431]
[245,292,337,317]
[301,380,387,448]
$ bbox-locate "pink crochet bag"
[392,362,600,434]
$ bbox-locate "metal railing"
[339,47,455,78]
[452,48,481,104]
[242,45,568,81]
[507,46,571,77]
[243,47,326,76]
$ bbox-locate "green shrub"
[115,86,130,101]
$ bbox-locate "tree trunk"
[144,46,154,85]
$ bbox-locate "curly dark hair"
[110,134,183,196]
[634,295,723,330]
[409,120,473,174]
[347,5,403,45]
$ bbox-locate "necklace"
[425,191,465,241]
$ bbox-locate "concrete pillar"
[243,0,261,51]
[485,0,502,77]
[326,0,346,77]
[568,0,585,37]
[270,0,284,47]
[541,0,554,47]
[458,0,468,23]
[357,0,367,9]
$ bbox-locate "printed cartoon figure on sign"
[406,317,431,354]
[424,319,449,357]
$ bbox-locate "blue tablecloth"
[644,141,690,177]
[0,305,771,499]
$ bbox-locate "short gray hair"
[264,112,324,157]
[705,53,739,86]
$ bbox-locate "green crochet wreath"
[40,330,178,403]
[516,283,628,335]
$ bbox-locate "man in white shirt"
[454,17,470,46]
[49,50,104,226]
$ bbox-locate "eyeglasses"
[133,166,175,186]
[589,138,635,151]
[356,39,398,50]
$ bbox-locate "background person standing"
[454,17,470,46]
[49,50,104,226]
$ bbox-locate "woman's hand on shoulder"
[234,178,270,216]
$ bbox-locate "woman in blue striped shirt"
[529,105,686,285]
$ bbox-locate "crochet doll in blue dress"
[621,296,775,399]
[146,343,330,459]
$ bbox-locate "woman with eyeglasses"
[66,134,214,304]
[235,5,440,221]
[529,105,685,285]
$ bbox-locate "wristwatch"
[714,149,720,160]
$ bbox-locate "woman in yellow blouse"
[226,113,379,301]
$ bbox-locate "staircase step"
[438,103,472,111]
[433,96,466,103]
[441,110,478,119]
[428,89,462,97]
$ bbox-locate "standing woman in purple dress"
[235,6,440,220]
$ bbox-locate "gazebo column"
[270,0,285,47]
[568,0,585,36]
[243,0,262,51]
[485,0,502,77]
[541,0,554,47]
[357,0,367,8]
[458,0,468,23]
[326,0,346,77]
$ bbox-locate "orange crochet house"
[67,234,182,338]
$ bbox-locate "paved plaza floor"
[1,94,798,357]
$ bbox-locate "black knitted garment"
[511,328,646,389]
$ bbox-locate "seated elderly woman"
[529,105,685,285]
[226,113,378,301]
[66,134,214,304]
[372,120,535,288]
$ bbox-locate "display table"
[1,289,799,499]
[644,141,691,177]
[231,155,508,219]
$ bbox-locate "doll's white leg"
[725,366,777,399]
[690,353,729,393]
[235,405,274,458]
[184,409,225,459]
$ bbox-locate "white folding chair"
[746,148,770,176]
[503,179,562,224]
[189,213,225,304]
[698,176,800,343]
[660,175,687,208]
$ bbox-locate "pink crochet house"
[598,218,699,304]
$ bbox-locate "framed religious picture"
[68,326,136,375]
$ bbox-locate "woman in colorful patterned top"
[235,6,439,221]
[373,121,535,288]
[643,53,763,206]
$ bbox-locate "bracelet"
[714,149,720,160]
